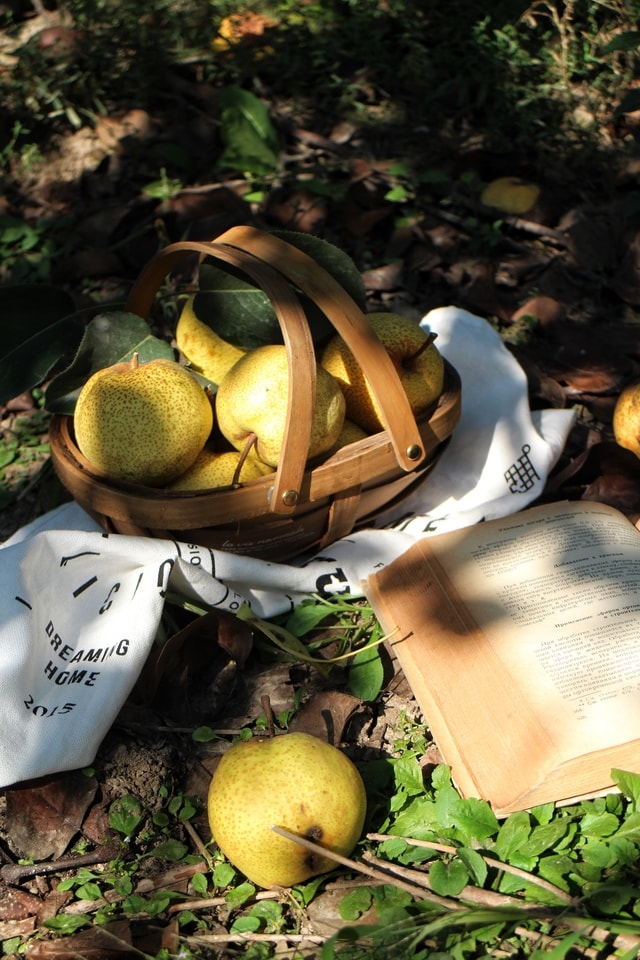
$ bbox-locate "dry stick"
[1,844,119,885]
[270,825,458,908]
[360,850,537,911]
[367,833,573,905]
[261,694,277,739]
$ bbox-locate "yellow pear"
[176,295,247,385]
[207,732,367,889]
[73,356,213,486]
[321,313,444,434]
[215,344,346,467]
[167,448,274,491]
[327,418,369,455]
[480,176,540,214]
[613,381,640,458]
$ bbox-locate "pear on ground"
[480,176,540,214]
[216,344,346,467]
[176,295,247,385]
[74,356,213,486]
[207,732,367,889]
[167,448,274,491]
[321,313,444,434]
[613,381,640,458]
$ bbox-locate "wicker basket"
[49,226,461,561]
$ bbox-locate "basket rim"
[49,360,461,529]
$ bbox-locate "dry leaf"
[289,690,364,745]
[5,771,98,861]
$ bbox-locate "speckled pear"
[215,344,346,467]
[321,312,444,434]
[73,355,213,486]
[176,295,247,386]
[207,732,367,889]
[167,448,274,491]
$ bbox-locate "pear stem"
[261,695,276,738]
[130,352,140,369]
[233,432,259,487]
[405,331,437,366]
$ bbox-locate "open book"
[362,500,640,816]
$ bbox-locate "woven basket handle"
[216,226,424,471]
[125,229,425,514]
[125,239,316,514]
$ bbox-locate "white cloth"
[0,308,575,786]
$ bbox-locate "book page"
[363,501,640,811]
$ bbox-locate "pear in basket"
[176,295,247,386]
[73,356,213,486]
[321,312,444,434]
[216,344,346,467]
[168,448,274,491]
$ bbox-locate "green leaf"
[225,881,256,907]
[43,914,91,934]
[445,797,500,845]
[429,858,469,896]
[348,644,384,701]
[339,886,373,921]
[613,769,640,810]
[458,847,488,887]
[393,754,426,796]
[191,871,208,896]
[602,31,640,54]
[580,811,619,838]
[213,861,236,889]
[196,231,365,351]
[273,231,367,312]
[151,839,189,862]
[44,312,174,414]
[0,287,84,405]
[285,599,334,636]
[109,794,143,837]
[217,86,280,176]
[494,810,531,861]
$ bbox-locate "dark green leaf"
[217,86,280,176]
[0,311,84,407]
[494,810,531,861]
[273,231,367,312]
[152,839,189,862]
[616,89,640,116]
[339,887,373,921]
[602,31,640,54]
[348,644,384,701]
[193,277,283,351]
[44,312,174,414]
[109,794,143,837]
[0,284,76,352]
[429,858,469,896]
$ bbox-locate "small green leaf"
[495,810,531,861]
[225,881,256,907]
[613,769,640,810]
[339,886,373,921]
[348,644,384,701]
[429,858,469,896]
[458,847,488,886]
[213,860,236,889]
[192,726,216,743]
[231,915,262,933]
[44,914,91,934]
[191,871,208,896]
[109,794,143,837]
[151,839,189,862]
[580,811,619,838]
[393,754,426,796]
[217,86,280,176]
[44,312,174,414]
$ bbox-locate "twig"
[367,833,574,904]
[1,844,119,885]
[270,825,458,907]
